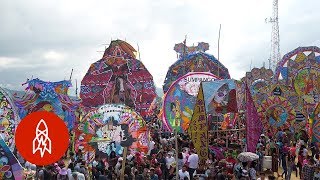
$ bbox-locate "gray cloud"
[1,0,320,95]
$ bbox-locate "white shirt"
[166,156,176,169]
[92,160,98,167]
[148,141,156,155]
[160,138,167,145]
[73,172,85,180]
[115,162,121,175]
[187,153,199,169]
[67,169,73,180]
[179,170,190,180]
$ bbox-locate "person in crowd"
[249,161,257,180]
[57,167,68,180]
[165,151,176,179]
[297,149,304,178]
[108,151,118,168]
[150,167,159,180]
[187,149,199,180]
[179,165,190,180]
[281,142,289,179]
[256,147,264,173]
[206,153,217,168]
[301,156,316,180]
[286,149,295,180]
[177,152,184,170]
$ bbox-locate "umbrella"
[237,152,259,162]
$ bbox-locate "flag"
[245,84,263,152]
[188,84,208,167]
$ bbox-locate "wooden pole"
[175,129,179,179]
[69,69,73,81]
[120,147,128,180]
[218,24,221,77]
[137,43,141,60]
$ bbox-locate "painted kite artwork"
[0,136,23,180]
[163,42,230,94]
[202,80,238,115]
[14,78,80,130]
[75,104,149,162]
[311,103,320,143]
[80,40,156,118]
[0,87,20,151]
[273,46,320,115]
[257,96,296,133]
[162,72,219,133]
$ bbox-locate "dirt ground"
[259,167,300,180]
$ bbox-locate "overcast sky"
[1,0,320,95]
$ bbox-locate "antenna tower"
[267,0,280,72]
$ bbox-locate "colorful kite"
[202,80,238,115]
[162,72,219,132]
[0,87,20,151]
[273,46,320,115]
[14,78,80,130]
[80,40,156,118]
[245,84,263,152]
[163,42,230,94]
[75,104,149,162]
[311,103,320,142]
[257,96,296,133]
[0,136,23,180]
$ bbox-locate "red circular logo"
[15,111,69,166]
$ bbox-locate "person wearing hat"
[57,168,68,180]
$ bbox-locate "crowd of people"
[21,120,320,180]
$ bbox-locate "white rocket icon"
[32,119,52,157]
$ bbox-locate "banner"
[245,84,263,152]
[188,84,208,167]
[311,103,320,143]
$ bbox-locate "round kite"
[273,46,320,114]
[257,96,296,133]
[0,87,20,151]
[163,42,230,93]
[80,40,156,118]
[311,103,320,143]
[75,104,149,162]
[162,72,219,132]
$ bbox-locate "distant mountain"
[3,88,25,98]
[156,87,164,98]
[3,87,165,101]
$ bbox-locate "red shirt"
[226,157,237,174]
[290,147,296,156]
